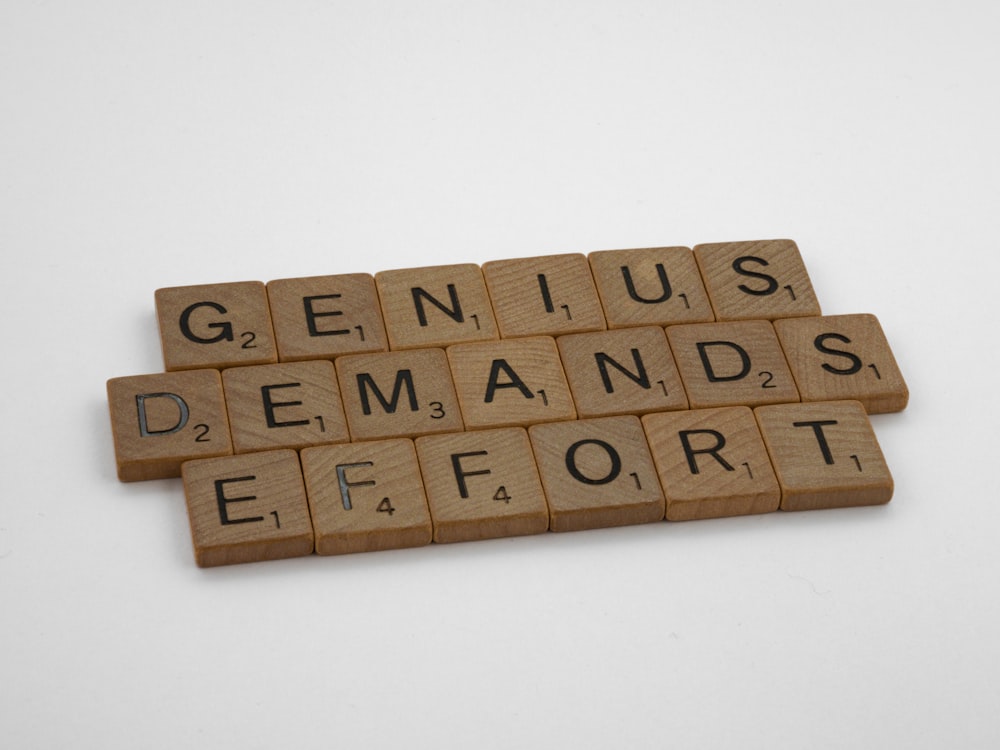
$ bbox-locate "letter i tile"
[182,449,314,567]
[754,400,893,511]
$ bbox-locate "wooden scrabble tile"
[266,273,388,362]
[666,320,800,409]
[556,327,689,418]
[335,348,463,441]
[447,336,576,430]
[107,369,233,482]
[182,449,314,567]
[155,281,277,370]
[528,415,665,532]
[375,264,499,349]
[588,246,715,328]
[773,313,909,414]
[415,428,549,543]
[693,239,821,321]
[642,406,781,521]
[221,360,350,453]
[482,253,606,337]
[300,439,432,555]
[754,400,893,511]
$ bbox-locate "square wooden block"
[182,449,314,567]
[156,281,277,370]
[415,428,549,543]
[301,439,432,555]
[107,369,233,482]
[588,246,715,328]
[693,239,821,321]
[482,253,606,337]
[666,320,800,409]
[222,360,350,453]
[528,415,665,532]
[447,336,576,430]
[266,273,388,362]
[556,327,689,418]
[754,400,893,511]
[773,313,909,414]
[375,264,499,349]
[642,406,780,521]
[335,348,464,441]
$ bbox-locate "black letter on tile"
[412,285,464,327]
[793,420,839,464]
[620,264,672,303]
[733,256,779,296]
[696,341,751,382]
[814,333,863,376]
[565,439,622,485]
[179,301,234,344]
[303,294,349,337]
[679,429,735,474]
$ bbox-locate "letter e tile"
[182,450,314,567]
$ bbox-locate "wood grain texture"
[182,449,314,567]
[375,264,499,350]
[666,320,800,409]
[301,439,432,555]
[107,369,233,481]
[693,239,821,321]
[266,273,388,362]
[642,406,780,521]
[482,253,606,337]
[588,246,715,328]
[754,400,893,511]
[773,313,909,413]
[155,281,277,371]
[528,415,665,532]
[221,360,350,453]
[415,428,549,543]
[335,348,463,441]
[447,336,576,430]
[556,326,689,418]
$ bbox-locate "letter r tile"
[155,281,277,371]
[666,320,799,409]
[107,369,233,481]
[754,400,893,511]
[642,406,780,521]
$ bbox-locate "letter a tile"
[182,449,314,567]
[754,400,893,511]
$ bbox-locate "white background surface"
[3,2,998,748]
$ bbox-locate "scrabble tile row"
[107,314,907,482]
[153,240,824,372]
[183,400,893,567]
